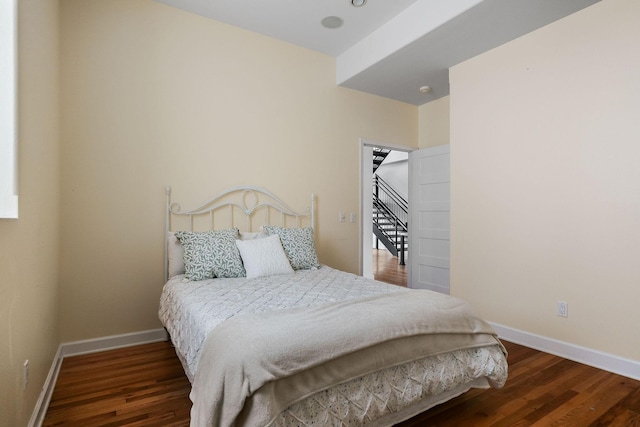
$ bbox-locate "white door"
[408,145,450,294]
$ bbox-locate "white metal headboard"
[164,185,315,281]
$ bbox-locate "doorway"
[360,140,413,285]
[361,142,451,292]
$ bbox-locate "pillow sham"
[174,229,245,280]
[235,235,294,279]
[167,232,185,278]
[263,225,320,270]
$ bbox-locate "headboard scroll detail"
[165,185,314,231]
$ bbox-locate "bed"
[158,185,508,427]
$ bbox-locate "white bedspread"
[159,266,403,382]
[158,266,508,426]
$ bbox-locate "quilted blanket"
[189,289,504,427]
[159,266,404,382]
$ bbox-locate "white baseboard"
[28,346,63,427]
[490,322,640,381]
[60,328,169,358]
[30,328,169,427]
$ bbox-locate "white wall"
[376,151,408,200]
[450,0,640,361]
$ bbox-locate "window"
[0,0,18,218]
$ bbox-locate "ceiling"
[154,0,600,106]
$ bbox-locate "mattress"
[158,266,507,426]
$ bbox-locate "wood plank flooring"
[373,248,407,287]
[396,341,640,426]
[43,342,191,426]
[44,340,640,426]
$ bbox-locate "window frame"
[0,0,18,219]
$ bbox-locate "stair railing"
[372,175,408,264]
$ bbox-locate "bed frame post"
[311,193,316,231]
[164,186,171,284]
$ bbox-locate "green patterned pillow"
[263,226,320,270]
[175,229,245,280]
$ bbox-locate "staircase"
[372,147,391,173]
[372,175,408,265]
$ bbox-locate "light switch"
[339,211,346,222]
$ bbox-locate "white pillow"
[262,226,320,270]
[235,235,294,279]
[167,232,185,278]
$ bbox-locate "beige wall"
[0,0,60,425]
[12,0,640,421]
[59,0,417,341]
[450,0,640,361]
[418,96,450,148]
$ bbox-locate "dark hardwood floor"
[373,248,407,287]
[396,341,640,427]
[43,342,191,427]
[44,340,640,426]
[42,256,640,425]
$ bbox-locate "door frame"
[359,139,415,279]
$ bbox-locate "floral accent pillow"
[175,229,245,280]
[263,226,320,270]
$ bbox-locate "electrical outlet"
[557,301,568,318]
[23,360,29,389]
